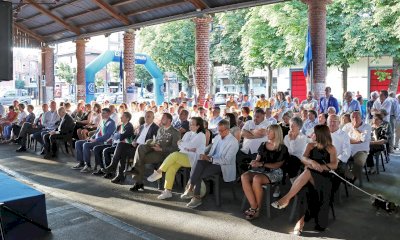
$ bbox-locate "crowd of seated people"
[2,86,398,236]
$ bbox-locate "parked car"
[214,92,239,107]
[0,89,31,105]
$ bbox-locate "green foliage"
[137,20,195,81]
[375,70,392,82]
[95,74,104,87]
[326,0,358,68]
[108,62,120,81]
[135,64,152,86]
[15,80,25,89]
[135,0,399,92]
[210,10,248,83]
[56,62,75,84]
[240,6,296,74]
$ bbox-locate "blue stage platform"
[0,171,49,240]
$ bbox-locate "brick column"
[41,46,54,103]
[302,0,331,100]
[194,16,212,105]
[124,30,135,87]
[75,38,87,102]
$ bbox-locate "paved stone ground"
[0,142,399,240]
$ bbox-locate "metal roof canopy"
[11,0,286,46]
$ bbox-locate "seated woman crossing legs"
[241,124,289,220]
[147,117,206,199]
[271,125,338,235]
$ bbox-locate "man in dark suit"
[92,112,135,176]
[43,107,75,159]
[129,112,180,191]
[319,86,339,114]
[102,111,159,183]
[73,108,116,173]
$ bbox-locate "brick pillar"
[41,46,54,103]
[75,38,86,102]
[124,30,135,87]
[194,16,212,105]
[302,0,331,100]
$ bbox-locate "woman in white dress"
[147,117,206,200]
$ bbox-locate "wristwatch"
[209,157,213,163]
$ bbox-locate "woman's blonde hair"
[267,124,283,150]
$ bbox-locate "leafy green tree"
[241,6,296,96]
[372,0,400,92]
[137,20,195,81]
[135,64,152,86]
[327,0,359,92]
[342,0,400,92]
[210,10,248,89]
[108,62,120,82]
[56,62,75,84]
[95,74,104,88]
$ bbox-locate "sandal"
[244,207,259,220]
[293,220,305,236]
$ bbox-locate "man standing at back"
[319,87,339,114]
[372,90,393,151]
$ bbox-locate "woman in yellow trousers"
[147,117,206,200]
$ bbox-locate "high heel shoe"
[293,221,305,236]
[244,207,259,220]
[271,201,289,209]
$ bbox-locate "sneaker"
[157,190,172,200]
[186,197,202,208]
[273,186,280,198]
[71,163,84,170]
[147,170,162,182]
[180,189,194,199]
[80,165,92,173]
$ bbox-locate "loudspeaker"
[0,1,13,81]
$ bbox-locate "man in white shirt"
[372,90,393,151]
[183,120,239,208]
[341,91,361,114]
[103,111,159,182]
[372,90,392,122]
[300,91,319,111]
[301,110,318,137]
[328,114,352,180]
[109,105,119,125]
[265,108,278,126]
[248,89,258,110]
[236,108,269,175]
[32,101,60,154]
[342,111,371,186]
[208,107,223,135]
